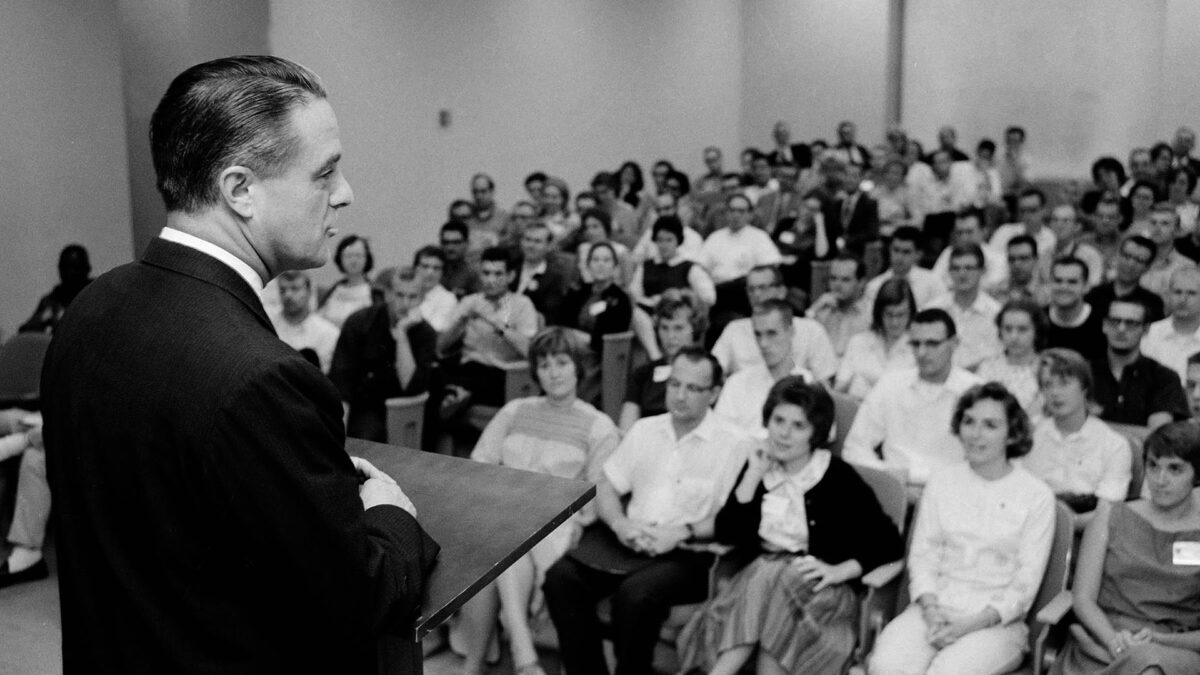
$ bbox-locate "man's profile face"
[1006,242,1037,283]
[479,260,511,298]
[278,276,311,316]
[745,269,786,309]
[251,98,353,274]
[415,255,444,289]
[1050,263,1086,309]
[909,321,954,381]
[665,356,719,424]
[520,227,551,263]
[752,309,794,369]
[889,239,919,275]
[387,277,423,320]
[828,259,862,302]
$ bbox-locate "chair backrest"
[852,463,909,533]
[0,333,52,404]
[384,392,430,449]
[600,331,635,422]
[1025,502,1075,630]
[828,390,860,456]
[810,260,832,299]
[1109,423,1149,500]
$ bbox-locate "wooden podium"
[347,439,595,673]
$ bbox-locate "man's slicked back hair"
[150,55,327,213]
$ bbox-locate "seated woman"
[977,299,1047,422]
[1054,421,1200,675]
[617,296,706,435]
[458,327,621,675]
[834,278,916,399]
[676,377,904,674]
[539,177,579,246]
[560,242,635,403]
[629,215,716,311]
[318,234,375,327]
[1023,348,1132,530]
[870,382,1056,675]
[576,208,633,285]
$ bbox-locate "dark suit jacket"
[766,142,813,170]
[834,190,880,254]
[42,238,439,675]
[511,251,577,323]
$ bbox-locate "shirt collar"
[160,227,265,293]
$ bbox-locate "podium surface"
[348,438,595,640]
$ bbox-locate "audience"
[699,193,783,287]
[870,382,1055,675]
[543,348,753,675]
[1140,203,1195,305]
[1024,348,1132,530]
[269,270,341,372]
[1045,256,1106,361]
[931,210,1008,295]
[458,328,620,675]
[864,226,948,308]
[515,220,577,323]
[19,244,91,334]
[628,215,715,311]
[806,254,871,356]
[411,245,458,333]
[928,243,1003,370]
[1140,265,1200,384]
[317,234,375,328]
[1084,234,1166,324]
[439,220,481,299]
[630,195,704,263]
[977,299,1046,420]
[843,308,981,486]
[618,297,705,434]
[539,176,579,246]
[1091,297,1189,429]
[710,265,837,379]
[992,234,1050,305]
[1047,204,1104,287]
[835,278,918,399]
[990,187,1056,268]
[558,242,634,402]
[329,267,436,443]
[834,162,881,255]
[1056,421,1200,674]
[468,173,507,249]
[677,378,903,674]
[590,171,640,248]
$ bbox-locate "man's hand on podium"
[352,456,417,516]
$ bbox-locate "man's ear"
[218,165,256,219]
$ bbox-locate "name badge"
[1173,541,1200,566]
[652,365,671,382]
[588,301,607,316]
[778,231,796,245]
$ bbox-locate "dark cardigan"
[714,455,904,575]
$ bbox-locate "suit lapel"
[141,238,274,332]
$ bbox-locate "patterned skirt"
[675,552,859,674]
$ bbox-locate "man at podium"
[41,56,438,674]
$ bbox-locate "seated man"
[805,253,871,356]
[1140,266,1200,384]
[329,268,438,443]
[863,226,947,308]
[1091,297,1189,429]
[991,234,1049,305]
[711,264,838,379]
[440,219,481,299]
[989,187,1057,267]
[842,308,981,485]
[1045,203,1104,288]
[698,193,783,286]
[544,347,753,675]
[927,243,1002,371]
[438,247,540,409]
[268,270,340,372]
[0,414,47,588]
[1044,256,1106,361]
[512,220,576,324]
[411,245,458,332]
[1023,348,1131,530]
[931,210,1007,294]
[1139,204,1196,305]
[715,299,814,436]
[618,297,705,435]
[1084,234,1165,323]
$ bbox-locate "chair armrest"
[384,392,431,409]
[1035,590,1073,626]
[861,560,904,589]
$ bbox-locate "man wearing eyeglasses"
[989,188,1056,267]
[927,243,1002,370]
[544,347,753,675]
[1084,235,1166,324]
[842,308,981,486]
[1090,297,1188,430]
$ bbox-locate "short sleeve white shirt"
[699,226,783,284]
[1023,416,1132,502]
[711,316,839,380]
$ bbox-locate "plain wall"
[269,0,743,286]
[0,1,133,337]
[902,0,1171,178]
[740,0,891,150]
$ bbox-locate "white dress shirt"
[160,227,264,294]
[927,291,1003,370]
[714,363,814,438]
[269,311,341,373]
[835,331,915,399]
[699,226,783,284]
[1140,317,1200,385]
[842,367,981,484]
[864,267,948,309]
[711,316,838,380]
[419,284,458,333]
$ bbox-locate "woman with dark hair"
[561,242,634,356]
[1054,421,1200,674]
[1125,180,1160,235]
[617,160,650,210]
[1083,157,1128,214]
[576,208,632,285]
[676,377,903,674]
[540,177,579,245]
[318,234,374,327]
[871,382,1056,675]
[977,299,1048,421]
[629,215,716,311]
[458,327,620,675]
[835,278,916,398]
